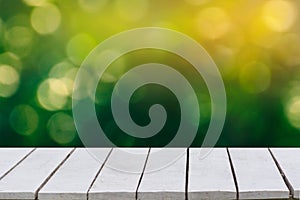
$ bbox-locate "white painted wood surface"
[89,148,149,200]
[188,148,236,200]
[137,148,187,200]
[0,148,297,200]
[229,148,289,199]
[0,148,34,179]
[270,148,300,199]
[0,148,73,199]
[38,148,111,200]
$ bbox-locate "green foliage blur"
[0,0,300,146]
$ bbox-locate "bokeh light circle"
[23,0,48,6]
[48,61,77,96]
[47,112,76,144]
[30,3,61,34]
[73,27,226,173]
[286,97,300,130]
[66,33,96,65]
[49,61,75,78]
[37,78,69,111]
[0,64,20,98]
[196,7,231,39]
[10,105,39,136]
[239,62,271,94]
[262,0,297,32]
[4,26,34,57]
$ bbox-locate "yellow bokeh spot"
[47,112,76,144]
[5,26,33,47]
[49,61,77,96]
[31,3,61,34]
[0,65,20,98]
[239,62,271,94]
[49,61,75,79]
[0,65,19,85]
[37,78,69,111]
[49,78,69,96]
[286,96,300,129]
[262,0,297,32]
[23,0,49,6]
[66,33,96,65]
[61,77,75,96]
[115,0,148,22]
[10,105,39,136]
[196,7,231,39]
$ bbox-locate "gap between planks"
[185,148,189,200]
[0,148,36,181]
[135,148,151,200]
[268,148,295,200]
[34,148,76,200]
[226,148,239,200]
[86,148,113,200]
[2,148,295,200]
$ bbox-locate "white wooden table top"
[0,148,297,200]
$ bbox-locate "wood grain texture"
[89,148,149,200]
[0,148,73,200]
[137,148,186,200]
[0,148,34,180]
[0,148,294,200]
[188,148,236,200]
[229,148,289,199]
[38,148,111,200]
[270,148,300,199]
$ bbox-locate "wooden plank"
[188,148,236,200]
[0,148,73,200]
[89,148,149,200]
[229,148,289,199]
[270,148,300,199]
[137,148,186,200]
[0,148,34,179]
[38,148,111,200]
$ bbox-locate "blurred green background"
[0,0,300,146]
